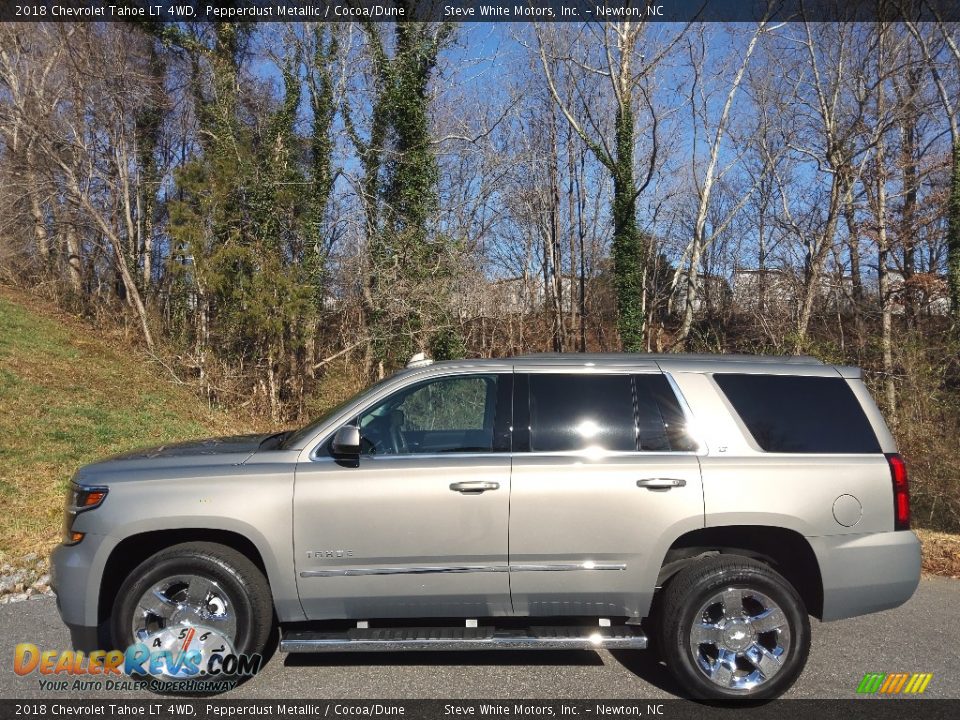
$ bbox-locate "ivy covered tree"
[165,24,323,418]
[350,14,462,375]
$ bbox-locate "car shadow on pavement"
[608,650,685,698]
[283,649,605,668]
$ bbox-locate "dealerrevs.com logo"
[14,624,261,693]
[856,672,934,695]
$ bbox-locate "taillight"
[886,453,910,531]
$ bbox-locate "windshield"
[280,375,398,450]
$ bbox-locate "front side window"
[353,374,507,455]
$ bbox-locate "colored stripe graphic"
[880,673,908,693]
[857,672,932,695]
[857,673,886,693]
[903,673,934,694]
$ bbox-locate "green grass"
[0,290,249,560]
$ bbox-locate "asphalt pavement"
[0,577,957,700]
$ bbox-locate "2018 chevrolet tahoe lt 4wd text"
[51,353,921,699]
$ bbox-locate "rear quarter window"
[713,374,881,454]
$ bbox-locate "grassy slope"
[0,288,249,561]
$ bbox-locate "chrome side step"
[280,625,647,653]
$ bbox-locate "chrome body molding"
[280,625,648,653]
[509,562,627,572]
[299,565,507,578]
[299,562,626,578]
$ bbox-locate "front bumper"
[50,532,117,635]
[810,530,921,621]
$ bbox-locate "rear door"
[508,368,705,618]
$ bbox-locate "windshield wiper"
[258,430,292,450]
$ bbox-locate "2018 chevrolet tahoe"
[51,353,921,699]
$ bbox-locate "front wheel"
[658,555,810,700]
[111,542,273,684]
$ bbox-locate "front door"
[508,370,705,618]
[294,371,513,619]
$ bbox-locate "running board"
[280,625,647,653]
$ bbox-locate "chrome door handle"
[450,481,500,494]
[637,477,686,489]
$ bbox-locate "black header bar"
[2,0,960,23]
[0,700,958,720]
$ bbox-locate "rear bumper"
[810,530,921,621]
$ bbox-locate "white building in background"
[472,267,952,320]
[489,275,582,316]
[731,269,797,315]
[886,271,952,317]
[671,271,731,316]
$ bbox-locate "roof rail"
[511,352,824,365]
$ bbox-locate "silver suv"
[51,353,921,699]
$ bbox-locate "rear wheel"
[658,555,810,700]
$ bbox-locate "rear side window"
[714,374,881,453]
[528,374,635,452]
[521,373,696,453]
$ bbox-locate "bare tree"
[673,21,771,346]
[535,21,688,350]
[905,16,960,320]
[774,23,890,349]
[0,27,69,282]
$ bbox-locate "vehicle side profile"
[51,353,921,699]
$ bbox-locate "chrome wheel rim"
[689,586,791,692]
[131,574,237,643]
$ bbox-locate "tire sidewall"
[665,563,810,700]
[111,551,259,657]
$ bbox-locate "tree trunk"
[841,175,865,345]
[611,104,646,351]
[65,172,155,351]
[948,142,960,319]
[577,153,587,353]
[62,211,83,294]
[566,124,578,327]
[877,151,896,424]
[677,23,764,346]
[547,117,564,352]
[24,159,50,263]
[796,178,842,350]
[900,91,919,326]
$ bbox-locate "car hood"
[103,434,269,461]
[71,433,296,488]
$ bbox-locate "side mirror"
[331,425,361,456]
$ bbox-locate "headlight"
[62,482,108,545]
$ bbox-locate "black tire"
[111,542,273,680]
[658,555,810,700]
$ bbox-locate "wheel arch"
[658,525,824,619]
[98,528,274,627]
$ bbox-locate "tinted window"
[355,374,506,455]
[635,375,699,452]
[714,374,880,453]
[528,374,635,452]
